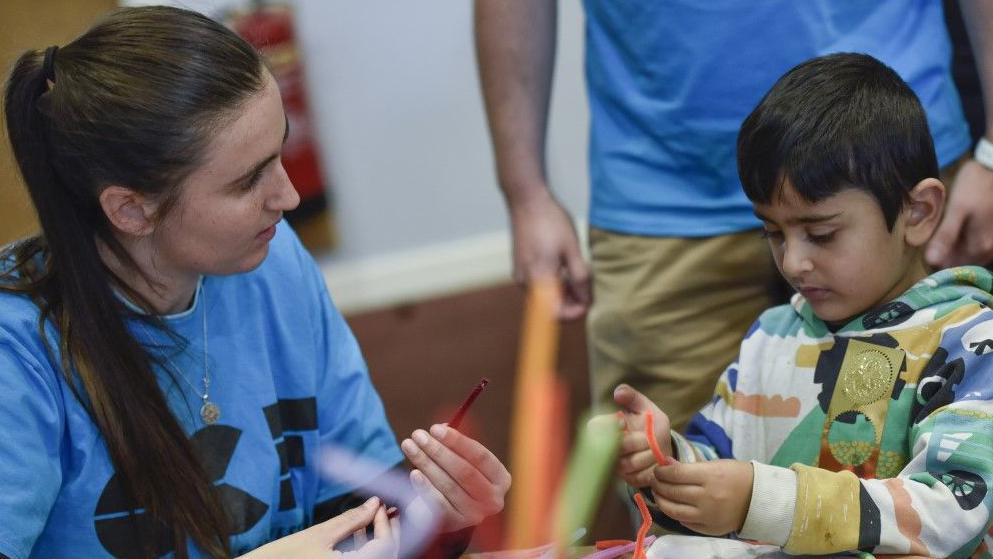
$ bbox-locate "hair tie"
[42,46,59,83]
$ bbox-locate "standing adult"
[475,0,993,430]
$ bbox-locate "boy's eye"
[760,229,783,240]
[807,231,835,245]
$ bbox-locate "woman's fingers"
[350,506,397,559]
[429,424,511,490]
[409,468,459,519]
[402,433,476,503]
[387,507,401,545]
[352,527,367,548]
[312,497,380,545]
[403,429,493,505]
[401,425,509,530]
[372,505,392,541]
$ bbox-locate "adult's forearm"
[959,0,993,139]
[474,0,558,207]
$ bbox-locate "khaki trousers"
[587,228,785,431]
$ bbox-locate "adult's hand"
[474,1,589,318]
[240,497,396,559]
[400,424,511,532]
[509,189,591,319]
[927,159,993,267]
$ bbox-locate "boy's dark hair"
[737,52,940,230]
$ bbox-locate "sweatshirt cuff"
[738,461,797,546]
[669,431,699,463]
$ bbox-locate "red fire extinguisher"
[229,2,336,252]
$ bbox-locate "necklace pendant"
[200,401,221,424]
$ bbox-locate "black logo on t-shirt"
[93,398,317,558]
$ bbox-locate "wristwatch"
[973,137,993,171]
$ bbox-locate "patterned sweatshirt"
[668,266,993,558]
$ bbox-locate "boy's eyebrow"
[229,116,290,186]
[752,210,842,225]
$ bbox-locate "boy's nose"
[782,242,814,277]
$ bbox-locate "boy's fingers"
[653,462,706,486]
[619,431,650,454]
[651,478,703,505]
[618,449,657,475]
[651,492,699,524]
[613,384,654,414]
[621,466,657,489]
[588,413,622,431]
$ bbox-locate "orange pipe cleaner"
[632,492,652,559]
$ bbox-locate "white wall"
[123,0,590,312]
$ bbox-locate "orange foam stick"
[644,411,675,466]
[632,492,652,559]
[505,279,563,550]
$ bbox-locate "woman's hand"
[608,384,673,488]
[400,424,511,532]
[650,459,754,536]
[240,497,396,559]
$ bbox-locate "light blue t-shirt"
[584,0,971,237]
[0,223,404,558]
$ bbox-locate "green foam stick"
[552,412,623,547]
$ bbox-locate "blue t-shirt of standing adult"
[0,222,403,558]
[583,0,970,237]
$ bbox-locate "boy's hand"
[611,384,673,488]
[649,459,753,536]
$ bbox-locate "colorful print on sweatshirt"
[670,267,993,558]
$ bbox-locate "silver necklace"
[143,284,220,425]
[193,290,220,424]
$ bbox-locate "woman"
[0,6,509,558]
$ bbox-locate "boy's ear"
[98,186,159,237]
[904,178,945,247]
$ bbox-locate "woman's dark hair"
[3,6,266,557]
[737,52,940,230]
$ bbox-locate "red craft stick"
[447,378,490,429]
[644,411,676,466]
[632,492,652,559]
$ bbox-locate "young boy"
[610,53,993,557]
